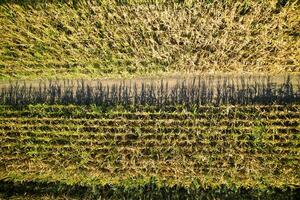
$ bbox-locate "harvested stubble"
[0,104,299,199]
[0,0,299,80]
[1,75,300,107]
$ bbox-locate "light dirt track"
[0,73,299,90]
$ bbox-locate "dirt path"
[0,73,299,90]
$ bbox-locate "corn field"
[0,103,300,199]
[0,76,300,199]
[0,0,300,199]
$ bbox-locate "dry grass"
[0,0,299,79]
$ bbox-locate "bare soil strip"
[0,73,299,89]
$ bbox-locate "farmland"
[0,104,300,199]
[0,0,299,80]
[0,0,300,199]
[0,75,300,199]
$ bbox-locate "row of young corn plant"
[1,121,298,134]
[1,179,299,200]
[1,104,299,119]
[1,125,297,141]
[1,116,298,127]
[1,75,299,107]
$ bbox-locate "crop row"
[1,111,299,120]
[0,107,300,120]
[2,143,299,158]
[2,143,300,158]
[1,130,299,142]
[0,132,300,146]
[0,124,299,136]
[2,104,300,111]
[0,117,299,127]
[2,155,298,173]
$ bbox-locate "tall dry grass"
[0,0,299,79]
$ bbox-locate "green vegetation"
[0,0,299,80]
[0,0,299,198]
[0,104,299,199]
